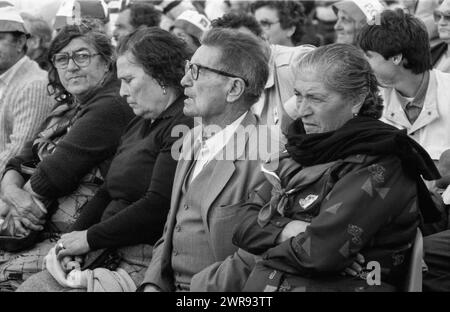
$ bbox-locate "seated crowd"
[0,0,448,293]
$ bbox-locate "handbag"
[81,248,122,271]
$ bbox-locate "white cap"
[333,0,385,24]
[0,1,28,35]
[54,0,109,30]
[173,10,211,41]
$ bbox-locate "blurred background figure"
[53,0,109,34]
[113,1,161,44]
[171,9,210,53]
[156,0,196,31]
[314,1,338,45]
[250,0,307,47]
[332,0,385,45]
[398,0,441,43]
[21,13,52,71]
[8,0,62,29]
[432,0,450,72]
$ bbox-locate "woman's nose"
[66,58,80,71]
[298,100,312,117]
[119,82,129,98]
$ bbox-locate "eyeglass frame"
[434,11,450,23]
[259,19,280,28]
[52,50,101,69]
[185,60,249,87]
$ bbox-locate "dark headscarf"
[286,116,441,223]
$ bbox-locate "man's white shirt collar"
[190,112,247,182]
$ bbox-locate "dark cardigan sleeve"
[85,138,178,250]
[69,185,112,232]
[29,97,132,198]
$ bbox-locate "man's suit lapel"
[200,112,257,226]
[171,126,201,210]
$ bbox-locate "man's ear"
[285,26,296,39]
[226,78,246,103]
[27,36,39,51]
[391,54,403,66]
[15,34,27,53]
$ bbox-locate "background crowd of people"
[0,0,448,293]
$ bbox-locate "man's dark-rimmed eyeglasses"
[185,60,249,87]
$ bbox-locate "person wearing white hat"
[171,10,210,53]
[53,0,109,33]
[432,0,450,73]
[0,2,53,174]
[332,0,385,45]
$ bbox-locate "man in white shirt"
[140,28,280,292]
[358,9,450,164]
[0,3,53,174]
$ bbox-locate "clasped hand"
[2,185,46,236]
[55,230,90,272]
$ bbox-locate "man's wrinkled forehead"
[191,44,223,68]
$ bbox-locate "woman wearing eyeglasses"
[251,1,306,47]
[0,22,134,288]
[432,0,450,73]
[17,27,193,292]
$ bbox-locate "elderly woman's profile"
[192,44,441,292]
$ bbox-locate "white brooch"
[299,194,319,209]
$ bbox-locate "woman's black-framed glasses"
[185,60,249,87]
[52,51,100,69]
[434,11,450,23]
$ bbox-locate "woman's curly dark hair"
[47,19,115,103]
[116,26,191,93]
[251,0,306,45]
[297,44,384,119]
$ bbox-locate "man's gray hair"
[201,28,270,106]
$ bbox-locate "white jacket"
[380,69,450,161]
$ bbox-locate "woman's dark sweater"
[71,96,193,250]
[5,79,134,198]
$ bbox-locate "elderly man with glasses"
[139,27,280,292]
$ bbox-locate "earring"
[353,112,359,117]
[162,86,167,95]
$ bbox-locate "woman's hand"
[276,220,310,244]
[2,185,46,225]
[342,253,366,277]
[9,206,43,236]
[56,231,91,260]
